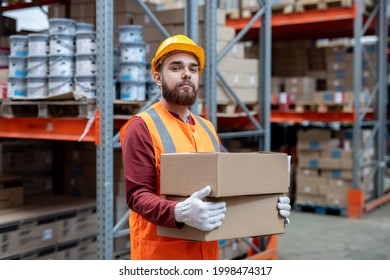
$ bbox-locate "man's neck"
[160,98,189,122]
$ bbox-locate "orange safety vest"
[120,102,221,260]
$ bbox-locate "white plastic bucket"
[27,77,48,98]
[118,62,146,82]
[146,64,153,82]
[8,56,27,77]
[49,55,74,76]
[27,33,49,56]
[75,54,96,76]
[48,76,74,96]
[147,82,160,97]
[75,75,96,98]
[76,22,94,34]
[10,35,28,57]
[49,18,76,36]
[120,81,146,101]
[118,25,143,44]
[120,43,146,63]
[49,34,75,56]
[27,56,48,77]
[75,32,96,55]
[7,77,27,98]
[0,47,10,68]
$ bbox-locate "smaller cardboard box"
[157,194,285,241]
[160,152,288,197]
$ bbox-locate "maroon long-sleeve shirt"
[122,113,197,228]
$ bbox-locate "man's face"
[158,52,199,106]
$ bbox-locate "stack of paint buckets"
[7,35,28,98]
[27,33,49,98]
[146,63,159,100]
[117,25,147,101]
[47,18,76,98]
[74,22,96,98]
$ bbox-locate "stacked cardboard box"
[272,40,311,77]
[0,140,53,198]
[0,175,23,209]
[323,44,376,92]
[158,152,289,241]
[296,128,375,208]
[59,141,128,254]
[0,195,96,260]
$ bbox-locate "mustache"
[177,81,195,88]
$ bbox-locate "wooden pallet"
[1,98,96,118]
[295,202,348,216]
[216,102,258,117]
[294,101,353,113]
[295,0,353,12]
[113,99,147,120]
[225,1,294,19]
[271,2,295,14]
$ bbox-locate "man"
[120,34,291,260]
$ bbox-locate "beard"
[161,77,198,106]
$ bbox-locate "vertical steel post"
[204,0,217,126]
[259,0,271,151]
[186,0,200,114]
[353,0,363,192]
[376,0,388,197]
[96,0,114,259]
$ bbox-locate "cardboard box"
[157,194,285,241]
[0,186,23,209]
[160,152,289,197]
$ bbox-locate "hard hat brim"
[151,42,205,74]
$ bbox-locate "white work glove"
[277,195,291,225]
[174,185,226,231]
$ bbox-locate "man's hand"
[174,186,226,231]
[278,195,291,224]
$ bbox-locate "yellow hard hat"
[151,34,205,74]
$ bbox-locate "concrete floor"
[278,202,390,260]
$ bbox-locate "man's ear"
[154,72,162,86]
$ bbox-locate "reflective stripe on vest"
[145,107,176,153]
[193,115,220,151]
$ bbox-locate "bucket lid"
[49,54,74,58]
[49,34,75,39]
[27,33,49,39]
[9,56,27,60]
[76,31,96,37]
[75,53,96,57]
[9,35,28,40]
[27,76,47,80]
[118,25,143,31]
[120,42,146,47]
[120,61,146,66]
[8,76,27,80]
[48,75,73,79]
[27,55,47,60]
[49,18,76,24]
[120,81,146,85]
[76,22,94,28]
[75,75,96,79]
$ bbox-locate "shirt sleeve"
[122,117,179,228]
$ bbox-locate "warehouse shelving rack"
[226,0,390,218]
[1,0,388,260]
[0,0,273,260]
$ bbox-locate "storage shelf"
[2,0,65,11]
[225,4,375,40]
[217,110,375,130]
[0,116,98,143]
